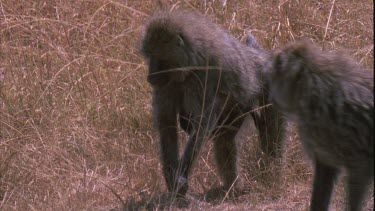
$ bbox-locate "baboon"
[267,41,374,211]
[140,9,285,197]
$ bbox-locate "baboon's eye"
[274,54,283,73]
[291,45,308,59]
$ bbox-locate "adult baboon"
[140,9,284,197]
[267,41,374,211]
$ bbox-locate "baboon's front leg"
[252,93,285,160]
[347,163,373,211]
[174,133,200,196]
[177,115,214,196]
[310,160,338,211]
[158,122,179,193]
[153,89,180,193]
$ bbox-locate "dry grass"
[0,0,373,210]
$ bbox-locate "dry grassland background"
[0,0,373,210]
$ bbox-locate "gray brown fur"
[267,41,374,211]
[140,9,285,197]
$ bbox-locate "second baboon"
[267,41,374,211]
[140,9,285,197]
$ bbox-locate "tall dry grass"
[0,0,373,210]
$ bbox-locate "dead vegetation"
[0,0,373,210]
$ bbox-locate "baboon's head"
[140,11,194,87]
[267,41,312,115]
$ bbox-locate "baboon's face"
[268,52,303,116]
[141,26,191,87]
[145,56,178,86]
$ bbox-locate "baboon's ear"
[161,31,186,47]
[290,39,314,60]
[245,32,260,49]
[176,33,185,47]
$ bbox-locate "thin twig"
[323,0,336,44]
[102,182,126,208]
[359,45,374,64]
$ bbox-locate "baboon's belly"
[180,88,246,135]
[299,125,371,167]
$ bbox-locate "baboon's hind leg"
[213,129,241,190]
[206,114,246,200]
